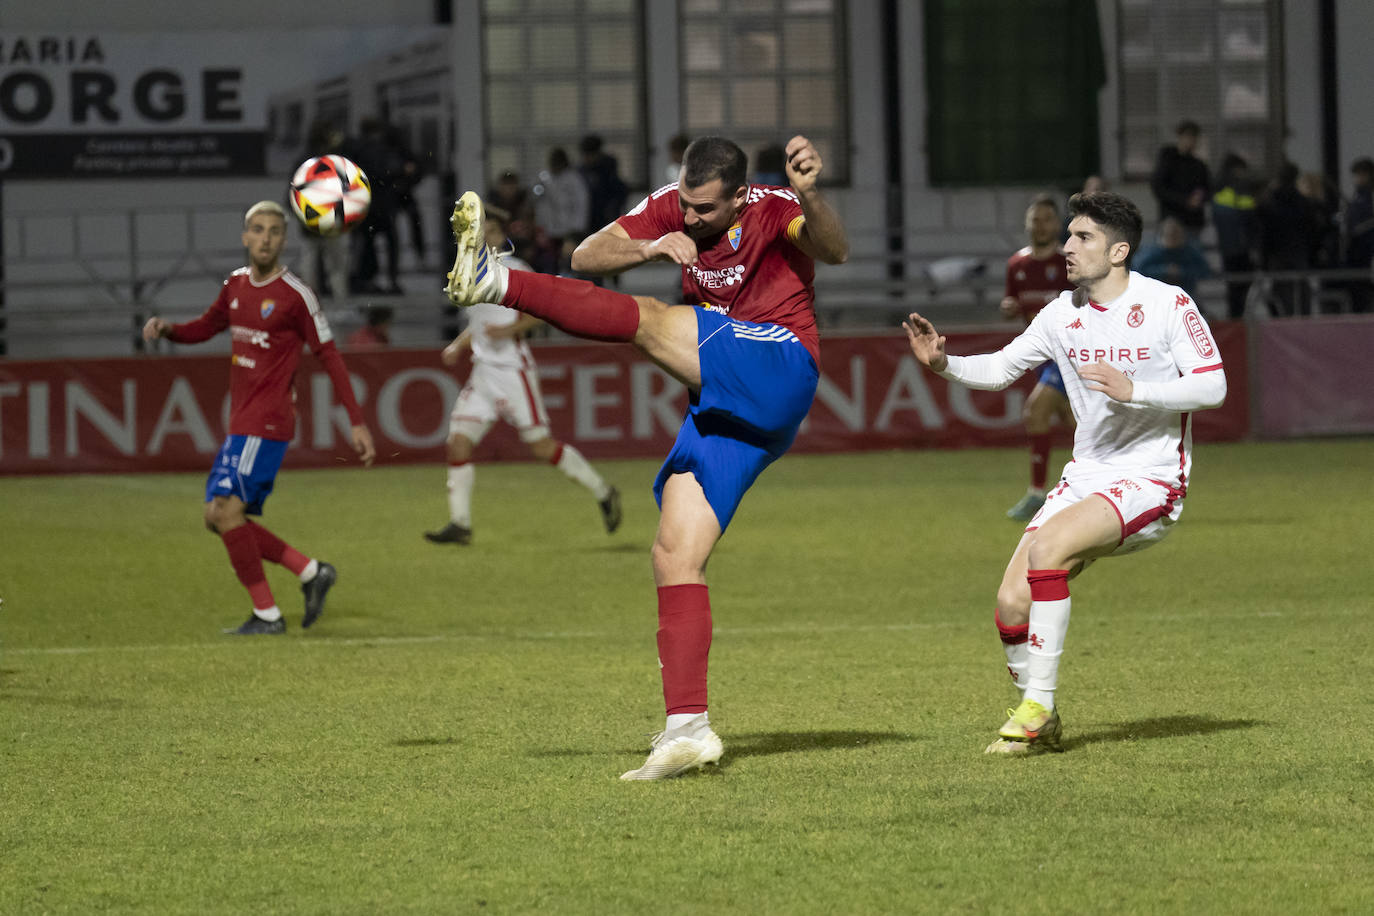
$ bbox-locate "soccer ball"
[288,155,371,236]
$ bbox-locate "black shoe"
[224,614,285,635]
[599,487,623,534]
[424,522,472,545]
[301,562,337,629]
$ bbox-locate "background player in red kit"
[144,201,376,634]
[1000,195,1075,521]
[443,135,849,779]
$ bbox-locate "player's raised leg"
[445,191,706,389]
[621,472,724,780]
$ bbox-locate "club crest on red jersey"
[260,300,276,319]
[728,223,742,251]
[1127,304,1145,328]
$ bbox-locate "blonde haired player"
[424,209,621,546]
[904,190,1227,753]
[144,200,375,634]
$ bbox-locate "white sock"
[299,558,319,583]
[446,463,474,527]
[1025,594,1071,709]
[666,711,709,735]
[554,444,609,500]
[253,605,282,622]
[1004,641,1030,695]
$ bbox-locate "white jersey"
[466,257,534,369]
[940,271,1226,489]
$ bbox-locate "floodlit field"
[2,441,1372,914]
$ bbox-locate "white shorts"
[1027,466,1185,556]
[448,362,550,444]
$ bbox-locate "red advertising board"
[0,325,1250,476]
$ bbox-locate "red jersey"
[1004,246,1072,323]
[169,267,363,440]
[617,183,820,362]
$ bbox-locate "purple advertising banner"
[1256,315,1374,437]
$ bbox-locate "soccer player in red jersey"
[144,201,376,635]
[1000,195,1075,521]
[444,135,849,779]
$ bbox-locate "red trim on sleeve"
[1191,363,1224,373]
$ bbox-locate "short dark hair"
[1352,157,1374,177]
[1068,191,1143,266]
[681,136,748,193]
[1176,119,1201,137]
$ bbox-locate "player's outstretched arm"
[571,221,697,275]
[143,317,171,341]
[902,312,948,373]
[351,425,376,467]
[785,135,848,265]
[441,330,472,367]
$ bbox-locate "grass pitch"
[2,441,1372,914]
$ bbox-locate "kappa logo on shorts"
[1029,633,1044,649]
[1127,304,1145,328]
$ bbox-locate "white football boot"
[620,715,724,781]
[444,191,509,307]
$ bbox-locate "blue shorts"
[653,309,818,531]
[205,435,289,516]
[1038,362,1066,394]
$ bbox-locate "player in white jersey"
[903,191,1227,754]
[424,211,621,545]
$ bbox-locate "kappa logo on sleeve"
[1183,310,1215,358]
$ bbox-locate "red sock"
[1029,433,1052,489]
[1027,569,1071,601]
[246,521,310,576]
[221,524,275,610]
[503,269,640,342]
[656,584,712,715]
[995,608,1029,645]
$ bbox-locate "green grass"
[2,441,1373,914]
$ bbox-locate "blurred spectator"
[1134,217,1213,303]
[345,118,403,294]
[301,119,350,301]
[388,124,427,269]
[1343,156,1374,312]
[533,147,591,274]
[578,134,629,235]
[1298,171,1342,269]
[1150,120,1211,236]
[486,169,538,263]
[1211,152,1261,318]
[754,143,786,186]
[1258,162,1320,315]
[346,305,394,350]
[663,132,690,185]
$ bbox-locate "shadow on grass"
[526,729,916,761]
[1064,714,1261,750]
[723,730,918,762]
[392,737,459,748]
[575,543,645,554]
